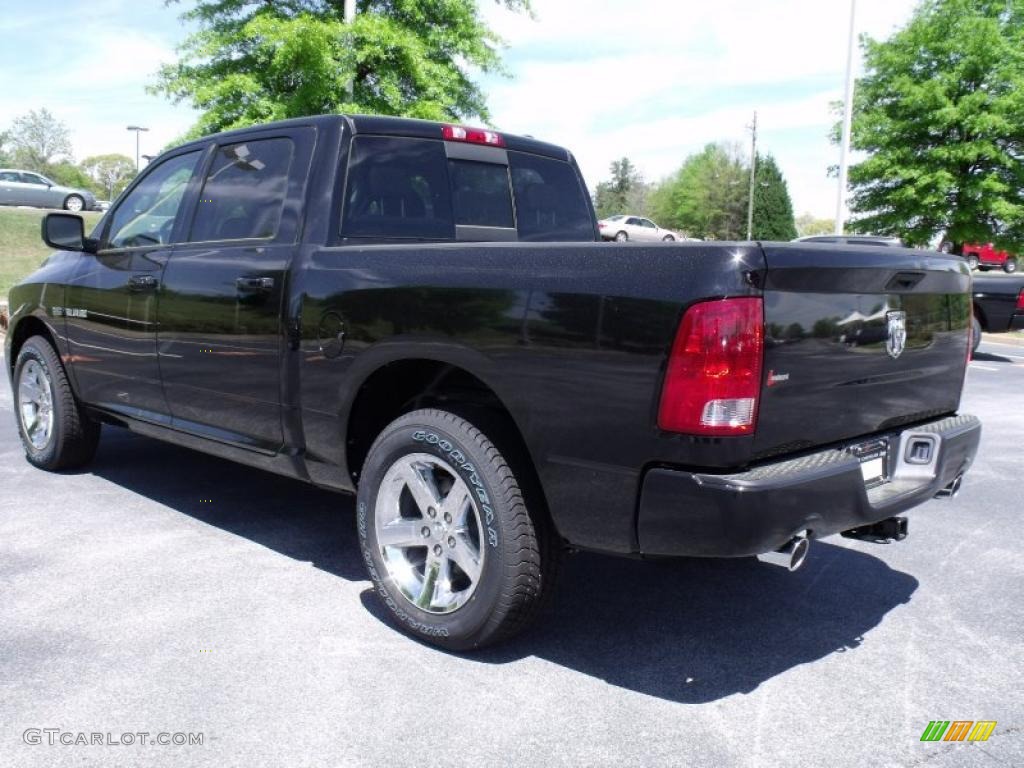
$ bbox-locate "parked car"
[0,169,98,212]
[971,272,1024,352]
[94,200,111,212]
[598,214,679,242]
[6,114,980,650]
[794,234,905,247]
[957,242,1018,273]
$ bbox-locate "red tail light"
[658,297,764,436]
[1016,289,1024,311]
[442,124,505,147]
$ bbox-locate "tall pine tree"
[752,153,797,241]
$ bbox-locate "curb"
[982,332,1024,348]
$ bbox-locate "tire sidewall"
[13,341,62,467]
[356,415,511,648]
[1005,258,1017,273]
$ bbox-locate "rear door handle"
[128,274,159,291]
[236,276,274,293]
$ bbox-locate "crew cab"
[5,115,981,650]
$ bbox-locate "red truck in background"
[959,243,1018,273]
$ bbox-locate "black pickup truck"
[971,272,1024,352]
[5,115,980,649]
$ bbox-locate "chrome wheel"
[18,360,55,450]
[65,195,84,212]
[374,453,485,614]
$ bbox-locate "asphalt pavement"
[1,340,1022,767]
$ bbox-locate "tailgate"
[753,243,971,458]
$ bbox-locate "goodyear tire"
[357,408,556,650]
[13,336,100,470]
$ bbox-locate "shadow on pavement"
[92,425,918,705]
[972,351,1016,364]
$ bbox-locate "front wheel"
[63,194,85,212]
[1005,257,1018,274]
[14,336,100,470]
[357,408,556,650]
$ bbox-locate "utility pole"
[835,0,857,234]
[344,0,357,100]
[746,111,757,241]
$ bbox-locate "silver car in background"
[598,214,680,242]
[0,169,98,212]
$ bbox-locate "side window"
[641,219,656,229]
[22,173,48,185]
[0,171,20,182]
[342,136,454,239]
[448,160,514,228]
[509,152,594,241]
[106,151,202,249]
[626,217,641,226]
[189,138,295,242]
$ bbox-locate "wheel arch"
[343,356,556,536]
[8,313,60,376]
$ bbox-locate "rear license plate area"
[848,437,890,488]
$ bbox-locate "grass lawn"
[0,207,103,300]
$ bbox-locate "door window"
[105,151,203,249]
[640,219,657,229]
[188,138,295,242]
[0,171,20,182]
[21,173,50,185]
[342,136,454,239]
[626,217,641,226]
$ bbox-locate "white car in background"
[598,214,680,242]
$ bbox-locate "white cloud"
[482,0,921,218]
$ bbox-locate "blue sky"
[1,0,920,218]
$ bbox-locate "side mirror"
[41,212,96,253]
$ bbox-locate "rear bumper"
[636,414,981,557]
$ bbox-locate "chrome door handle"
[128,274,158,291]
[236,276,274,293]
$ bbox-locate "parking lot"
[1,339,1022,768]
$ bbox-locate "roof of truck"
[173,114,573,163]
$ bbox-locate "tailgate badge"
[886,310,907,359]
[766,370,790,387]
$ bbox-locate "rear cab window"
[340,134,595,243]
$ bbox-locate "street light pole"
[746,111,757,241]
[835,0,857,235]
[126,125,149,172]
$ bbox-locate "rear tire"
[63,194,85,212]
[615,231,628,242]
[1004,257,1018,274]
[356,408,556,650]
[13,336,100,470]
[972,315,982,354]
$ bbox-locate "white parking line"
[969,363,998,371]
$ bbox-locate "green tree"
[796,212,834,237]
[0,130,12,166]
[154,0,532,137]
[593,157,647,219]
[80,154,137,199]
[9,108,73,169]
[846,0,1024,251]
[752,153,797,240]
[45,162,95,192]
[650,143,747,239]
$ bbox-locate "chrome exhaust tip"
[935,473,963,499]
[756,534,810,572]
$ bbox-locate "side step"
[841,516,908,544]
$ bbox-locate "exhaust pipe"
[756,533,810,572]
[934,473,963,499]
